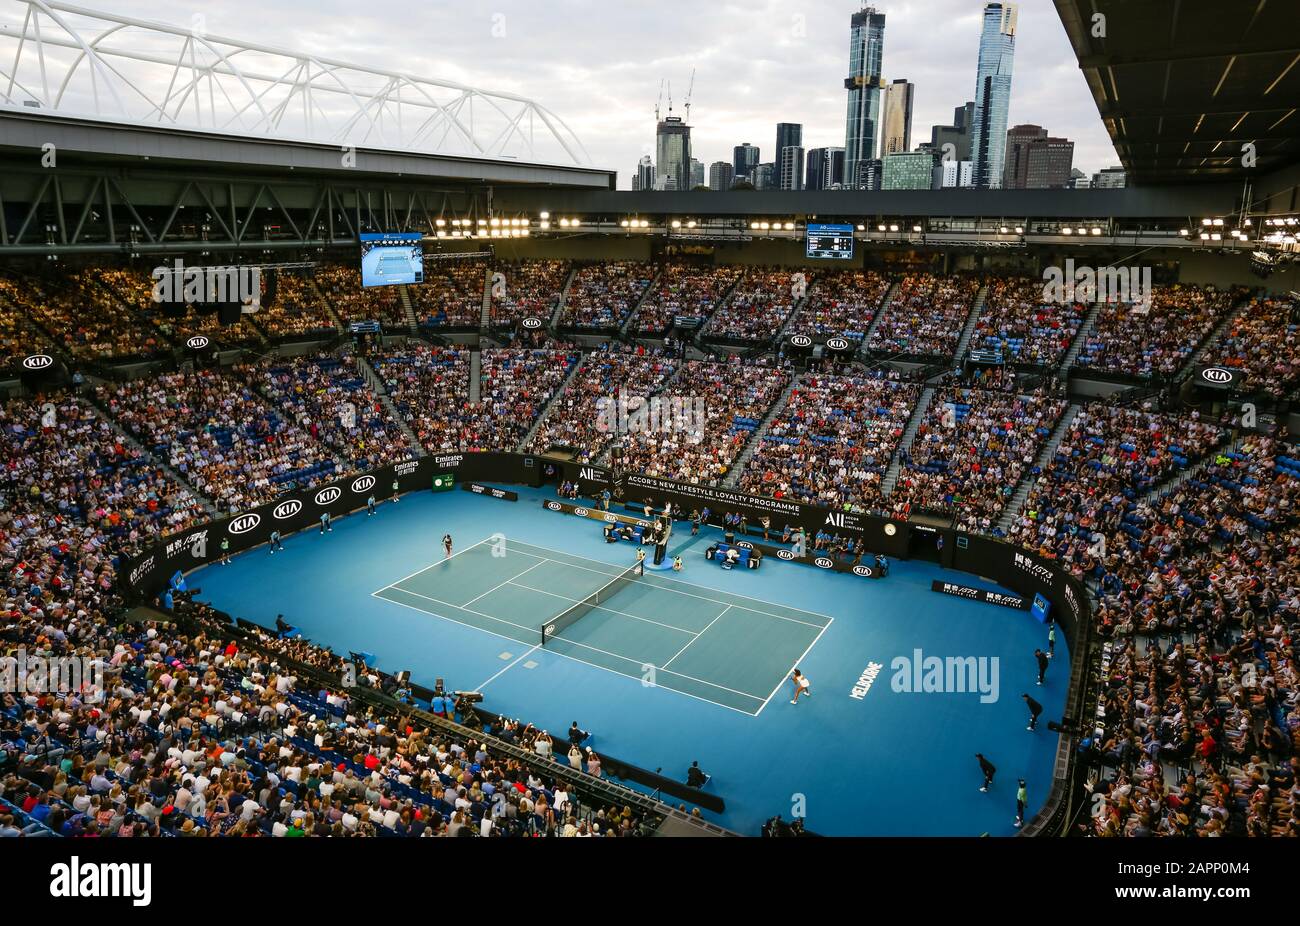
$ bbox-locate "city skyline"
[85,0,1120,188]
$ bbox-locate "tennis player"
[442,533,453,558]
[790,668,812,705]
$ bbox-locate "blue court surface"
[193,484,1068,836]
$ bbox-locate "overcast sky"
[66,0,1118,186]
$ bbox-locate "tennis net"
[540,562,642,646]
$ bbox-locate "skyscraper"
[881,151,933,190]
[843,5,886,190]
[880,79,914,156]
[806,147,846,190]
[633,155,655,191]
[733,143,760,182]
[774,123,803,189]
[655,115,691,194]
[1004,124,1074,189]
[970,2,1017,189]
[931,102,975,164]
[779,146,806,190]
[690,158,705,189]
[708,161,734,191]
[1003,123,1047,189]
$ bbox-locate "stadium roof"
[1055,0,1300,184]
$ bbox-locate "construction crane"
[683,68,696,124]
[654,78,665,122]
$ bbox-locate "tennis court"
[372,538,832,715]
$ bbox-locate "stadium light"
[620,220,629,228]
[1202,218,1213,226]
[877,224,886,232]
[1211,233,1222,241]
[999,226,1009,234]
[857,225,866,231]
[889,224,899,232]
[1091,227,1102,236]
[435,219,445,227]
[639,219,649,228]
[540,211,550,220]
[784,222,795,230]
[1179,228,1189,236]
[751,222,760,230]
[688,220,697,228]
[912,225,922,233]
[1200,232,1210,240]
[1062,227,1073,235]
[671,220,682,229]
[1014,226,1023,234]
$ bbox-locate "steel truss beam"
[0,1,591,167]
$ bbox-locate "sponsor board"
[351,475,377,494]
[788,334,813,348]
[465,482,518,502]
[22,353,54,370]
[521,316,544,330]
[185,335,211,350]
[931,579,1027,610]
[314,486,342,506]
[273,499,304,520]
[825,336,851,352]
[227,513,261,535]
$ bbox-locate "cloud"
[33,0,1118,185]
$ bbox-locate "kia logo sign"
[736,541,754,550]
[826,337,850,351]
[22,354,53,370]
[852,565,874,578]
[575,507,589,517]
[185,336,211,350]
[1200,367,1233,385]
[314,487,342,506]
[351,475,376,494]
[545,500,561,511]
[789,335,813,348]
[777,549,795,561]
[272,499,303,520]
[521,316,543,330]
[603,514,617,522]
[814,557,833,569]
[228,513,261,535]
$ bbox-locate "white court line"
[504,542,828,629]
[475,643,541,691]
[374,584,766,704]
[375,537,493,593]
[462,560,547,609]
[369,589,762,717]
[662,605,731,671]
[755,614,835,717]
[507,537,834,621]
[505,580,699,636]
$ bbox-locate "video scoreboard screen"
[806,223,856,260]
[359,232,424,288]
